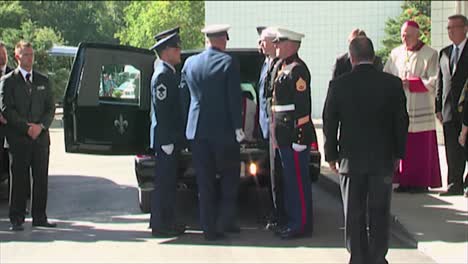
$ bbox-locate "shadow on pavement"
[391,191,468,244]
[0,174,425,249]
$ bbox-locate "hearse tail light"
[249,162,258,176]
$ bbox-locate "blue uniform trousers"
[150,147,178,230]
[278,146,313,233]
[191,138,240,234]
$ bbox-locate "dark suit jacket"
[332,52,383,80]
[323,64,409,174]
[436,42,468,122]
[0,69,55,147]
[181,47,241,141]
[464,94,468,160]
[0,66,13,139]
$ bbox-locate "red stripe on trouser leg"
[293,151,306,231]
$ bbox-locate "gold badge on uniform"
[296,77,306,92]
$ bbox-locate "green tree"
[0,20,69,102]
[116,1,205,50]
[0,1,131,103]
[20,1,130,45]
[0,1,28,29]
[376,0,431,63]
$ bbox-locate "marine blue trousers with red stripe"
[278,146,313,233]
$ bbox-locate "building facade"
[431,0,468,51]
[205,1,402,117]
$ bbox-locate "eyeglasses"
[447,25,465,30]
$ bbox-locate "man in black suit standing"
[323,37,409,264]
[0,40,56,231]
[436,14,468,196]
[331,29,383,79]
[0,42,13,187]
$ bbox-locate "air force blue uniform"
[181,47,242,236]
[149,61,183,231]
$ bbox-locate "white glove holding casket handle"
[235,128,245,143]
[292,143,307,152]
[161,144,174,155]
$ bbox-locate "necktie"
[25,73,32,83]
[450,46,459,74]
[25,72,32,95]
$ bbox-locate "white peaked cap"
[260,27,278,39]
[201,24,231,35]
[274,28,305,42]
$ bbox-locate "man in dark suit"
[0,41,56,231]
[436,14,468,196]
[323,36,409,264]
[0,42,13,188]
[148,31,186,237]
[332,29,383,79]
[180,24,244,241]
[256,26,285,231]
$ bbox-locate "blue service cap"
[153,27,180,41]
[150,32,181,52]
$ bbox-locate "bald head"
[348,36,375,66]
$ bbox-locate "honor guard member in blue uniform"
[181,24,245,241]
[271,28,314,239]
[149,31,186,238]
[256,27,285,230]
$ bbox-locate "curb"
[317,167,418,249]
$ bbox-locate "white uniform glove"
[292,143,307,152]
[161,144,174,155]
[235,128,245,143]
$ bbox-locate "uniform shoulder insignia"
[296,77,306,92]
[156,83,167,100]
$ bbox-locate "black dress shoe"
[224,225,241,233]
[279,227,308,240]
[32,221,57,228]
[204,232,225,241]
[440,187,463,196]
[394,186,409,193]
[409,187,429,193]
[273,225,289,236]
[10,222,24,231]
[152,226,186,238]
[265,220,279,231]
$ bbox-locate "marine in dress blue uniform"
[180,24,245,241]
[149,32,185,237]
[256,27,285,230]
[271,28,314,239]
